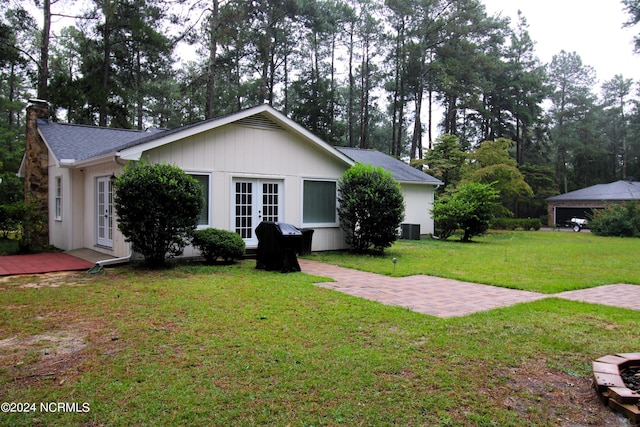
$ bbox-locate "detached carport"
[546,180,640,227]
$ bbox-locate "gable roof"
[38,104,354,168]
[336,147,442,185]
[546,180,640,202]
[116,104,353,165]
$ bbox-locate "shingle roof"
[546,180,640,201]
[336,147,442,185]
[37,119,165,161]
[37,112,440,186]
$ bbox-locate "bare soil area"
[498,358,630,426]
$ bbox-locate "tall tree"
[501,11,548,166]
[289,0,348,144]
[385,0,410,157]
[63,0,174,127]
[204,0,220,119]
[547,50,597,192]
[602,74,634,179]
[623,0,640,52]
[435,0,509,144]
[357,5,382,149]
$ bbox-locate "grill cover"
[255,222,302,273]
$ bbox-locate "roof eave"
[66,153,119,169]
[397,179,442,186]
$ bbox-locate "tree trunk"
[205,0,219,119]
[411,87,423,160]
[348,25,355,147]
[99,1,113,127]
[359,37,369,149]
[136,50,143,129]
[38,0,51,100]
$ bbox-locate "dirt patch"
[0,322,111,386]
[0,271,94,289]
[498,358,630,426]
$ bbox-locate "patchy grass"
[307,231,640,293]
[0,250,637,426]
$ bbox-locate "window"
[303,180,337,224]
[54,176,62,220]
[189,174,210,226]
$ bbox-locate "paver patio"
[0,252,94,276]
[299,259,640,318]
[2,253,638,318]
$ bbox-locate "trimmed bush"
[114,161,203,267]
[337,163,405,254]
[191,228,246,263]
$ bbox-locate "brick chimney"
[24,99,50,249]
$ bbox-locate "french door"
[233,178,282,246]
[96,176,113,248]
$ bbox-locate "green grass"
[0,232,639,426]
[307,230,640,293]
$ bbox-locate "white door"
[233,179,282,246]
[96,176,113,248]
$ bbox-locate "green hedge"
[491,218,541,231]
[191,228,246,263]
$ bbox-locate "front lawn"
[308,230,640,293]
[0,232,638,426]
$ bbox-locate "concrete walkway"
[299,259,640,318]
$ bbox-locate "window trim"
[54,176,62,221]
[186,172,212,229]
[301,178,339,227]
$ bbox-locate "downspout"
[88,155,132,273]
[88,243,132,274]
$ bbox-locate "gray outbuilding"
[546,179,640,226]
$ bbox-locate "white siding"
[143,123,349,251]
[48,163,70,249]
[51,121,436,255]
[401,183,437,236]
[81,163,129,257]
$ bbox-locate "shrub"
[114,161,203,267]
[432,182,499,241]
[0,202,48,253]
[192,228,245,263]
[589,202,640,237]
[491,218,541,231]
[337,163,405,254]
[0,202,25,238]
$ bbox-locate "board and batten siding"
[143,122,349,251]
[400,183,436,236]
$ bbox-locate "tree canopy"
[1,0,640,218]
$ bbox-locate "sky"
[482,0,640,93]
